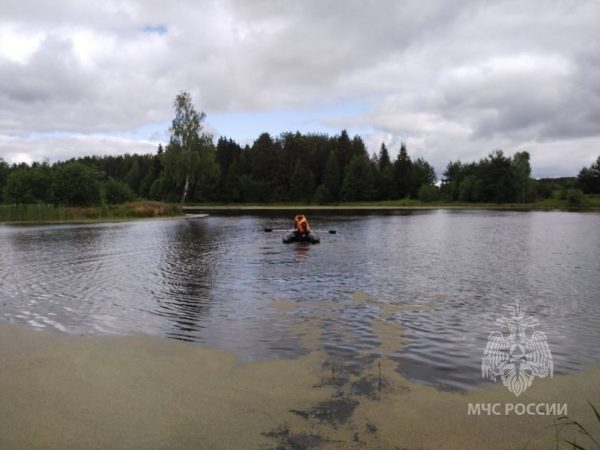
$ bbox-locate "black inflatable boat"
[282,231,320,244]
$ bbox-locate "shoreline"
[184,203,599,212]
[0,214,190,226]
[1,201,598,225]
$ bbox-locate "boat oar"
[264,227,337,234]
[309,229,337,234]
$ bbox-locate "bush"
[458,175,482,202]
[52,162,101,206]
[535,181,554,199]
[113,201,180,218]
[103,177,135,205]
[3,169,36,204]
[418,184,439,203]
[566,188,587,209]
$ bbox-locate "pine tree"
[323,151,341,201]
[394,142,412,198]
[290,161,316,202]
[337,130,353,181]
[378,143,391,171]
[577,156,600,194]
[341,154,375,201]
[376,143,394,200]
[409,157,436,198]
[512,151,532,202]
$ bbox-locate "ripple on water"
[1,212,599,390]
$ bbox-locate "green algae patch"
[350,361,600,449]
[1,322,599,449]
[289,322,323,353]
[0,324,333,450]
[350,291,376,305]
[268,299,298,314]
[372,318,405,356]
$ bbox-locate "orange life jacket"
[294,215,311,233]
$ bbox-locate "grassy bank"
[2,195,598,224]
[0,201,182,224]
[183,194,600,212]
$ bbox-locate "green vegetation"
[161,92,219,204]
[1,92,599,220]
[577,156,600,195]
[181,195,600,211]
[0,204,73,223]
[0,201,181,223]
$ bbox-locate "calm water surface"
[1,210,599,390]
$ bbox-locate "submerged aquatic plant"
[555,401,600,449]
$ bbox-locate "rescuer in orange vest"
[294,214,311,235]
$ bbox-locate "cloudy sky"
[1,0,599,178]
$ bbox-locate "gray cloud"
[0,0,599,176]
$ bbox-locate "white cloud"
[0,133,159,165]
[0,23,45,63]
[0,0,599,177]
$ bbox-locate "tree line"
[1,92,598,207]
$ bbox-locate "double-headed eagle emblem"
[482,304,553,397]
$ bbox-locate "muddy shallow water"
[1,323,599,449]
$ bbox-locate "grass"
[0,204,74,222]
[2,195,599,224]
[182,194,600,212]
[0,201,182,224]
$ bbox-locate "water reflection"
[154,220,216,341]
[292,242,311,263]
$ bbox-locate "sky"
[1,0,599,178]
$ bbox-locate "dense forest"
[1,92,599,207]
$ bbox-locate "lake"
[1,209,599,391]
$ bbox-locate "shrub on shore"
[0,201,181,223]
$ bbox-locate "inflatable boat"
[282,231,320,244]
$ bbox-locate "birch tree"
[163,91,219,204]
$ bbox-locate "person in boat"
[294,214,311,236]
[283,214,319,243]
